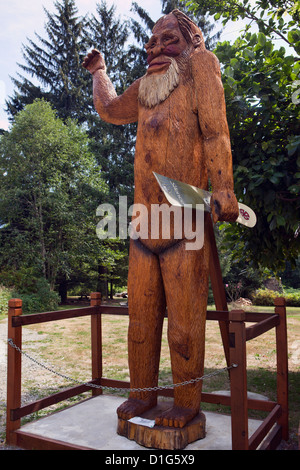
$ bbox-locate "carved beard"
[138,57,180,108]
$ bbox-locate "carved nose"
[150,43,164,58]
[147,43,164,64]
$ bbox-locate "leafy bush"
[251,289,278,306]
[0,268,59,314]
[0,267,45,294]
[251,288,300,307]
[0,285,12,317]
[284,291,300,307]
[12,278,59,314]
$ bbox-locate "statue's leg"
[117,239,166,420]
[156,237,209,428]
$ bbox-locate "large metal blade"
[153,172,257,228]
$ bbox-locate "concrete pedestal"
[18,394,263,450]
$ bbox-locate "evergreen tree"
[85,1,136,208]
[129,2,153,76]
[6,0,90,123]
[86,1,132,90]
[82,1,140,297]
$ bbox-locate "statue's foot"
[155,405,198,428]
[117,397,156,421]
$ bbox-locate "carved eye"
[163,34,178,45]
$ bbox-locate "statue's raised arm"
[82,48,139,125]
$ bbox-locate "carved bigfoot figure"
[83,10,239,428]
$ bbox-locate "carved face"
[145,14,188,75]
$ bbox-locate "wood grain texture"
[117,401,205,450]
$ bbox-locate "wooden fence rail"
[6,293,288,450]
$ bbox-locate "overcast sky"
[0,0,246,131]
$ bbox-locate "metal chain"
[7,338,238,393]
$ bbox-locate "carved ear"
[192,33,202,49]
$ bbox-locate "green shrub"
[12,278,59,314]
[284,291,300,307]
[251,288,300,307]
[0,285,12,317]
[0,268,60,314]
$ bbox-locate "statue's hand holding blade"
[153,172,257,228]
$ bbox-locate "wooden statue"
[83,10,239,431]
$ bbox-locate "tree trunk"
[58,277,68,304]
[97,264,108,299]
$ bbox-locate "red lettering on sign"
[240,208,250,220]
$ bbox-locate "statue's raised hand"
[82,49,106,74]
